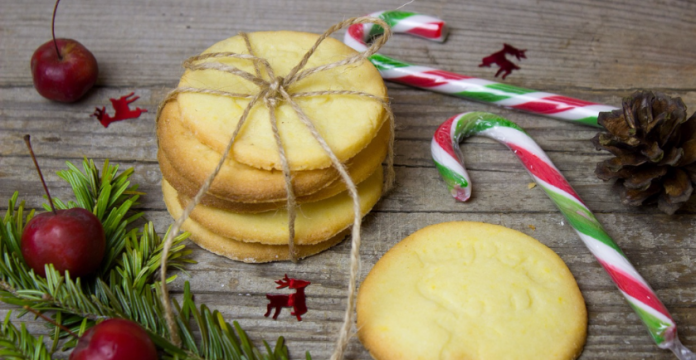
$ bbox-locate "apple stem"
[23,135,58,215]
[51,0,62,61]
[23,305,80,339]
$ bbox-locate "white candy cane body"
[432,111,695,359]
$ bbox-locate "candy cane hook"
[432,111,695,359]
[345,11,617,127]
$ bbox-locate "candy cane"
[345,11,617,127]
[432,111,695,359]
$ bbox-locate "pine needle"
[0,312,52,360]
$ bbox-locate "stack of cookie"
[157,31,389,263]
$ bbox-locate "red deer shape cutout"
[92,92,147,128]
[479,43,527,79]
[264,274,311,321]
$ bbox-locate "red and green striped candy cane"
[432,111,695,359]
[345,11,617,127]
[344,10,448,52]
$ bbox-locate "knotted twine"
[156,17,395,359]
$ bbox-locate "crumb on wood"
[528,182,536,189]
[528,224,536,230]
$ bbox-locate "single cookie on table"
[176,31,387,171]
[172,167,383,245]
[357,221,587,360]
[162,180,348,263]
[157,103,390,210]
[157,101,389,203]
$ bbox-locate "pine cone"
[593,90,696,214]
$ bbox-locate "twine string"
[266,83,299,262]
[157,16,394,357]
[240,32,301,261]
[185,62,266,86]
[241,32,264,78]
[278,86,363,360]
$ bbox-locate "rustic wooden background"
[2,0,696,358]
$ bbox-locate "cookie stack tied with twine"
[156,17,394,360]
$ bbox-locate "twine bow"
[156,16,395,359]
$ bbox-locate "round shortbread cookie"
[158,101,389,205]
[158,101,334,202]
[159,136,384,213]
[158,101,388,202]
[177,31,387,171]
[162,180,348,262]
[172,166,383,245]
[357,222,587,360]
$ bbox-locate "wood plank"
[4,153,695,215]
[2,1,696,90]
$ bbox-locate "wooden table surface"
[2,0,696,359]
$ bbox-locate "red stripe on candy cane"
[599,260,672,319]
[391,70,473,88]
[424,69,474,81]
[405,22,445,39]
[434,116,458,158]
[510,100,574,114]
[507,143,582,201]
[347,23,365,43]
[543,95,602,107]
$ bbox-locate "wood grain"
[1,0,695,359]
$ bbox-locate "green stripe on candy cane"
[628,301,674,345]
[485,83,537,95]
[544,189,625,256]
[369,53,410,71]
[454,91,511,103]
[458,113,525,134]
[576,116,603,127]
[454,84,537,103]
[434,161,468,188]
[367,11,418,38]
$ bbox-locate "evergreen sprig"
[50,158,145,274]
[0,159,309,359]
[0,311,52,360]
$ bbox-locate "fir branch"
[0,158,310,359]
[0,224,192,329]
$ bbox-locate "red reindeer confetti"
[264,274,310,321]
[91,92,147,128]
[479,44,527,79]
